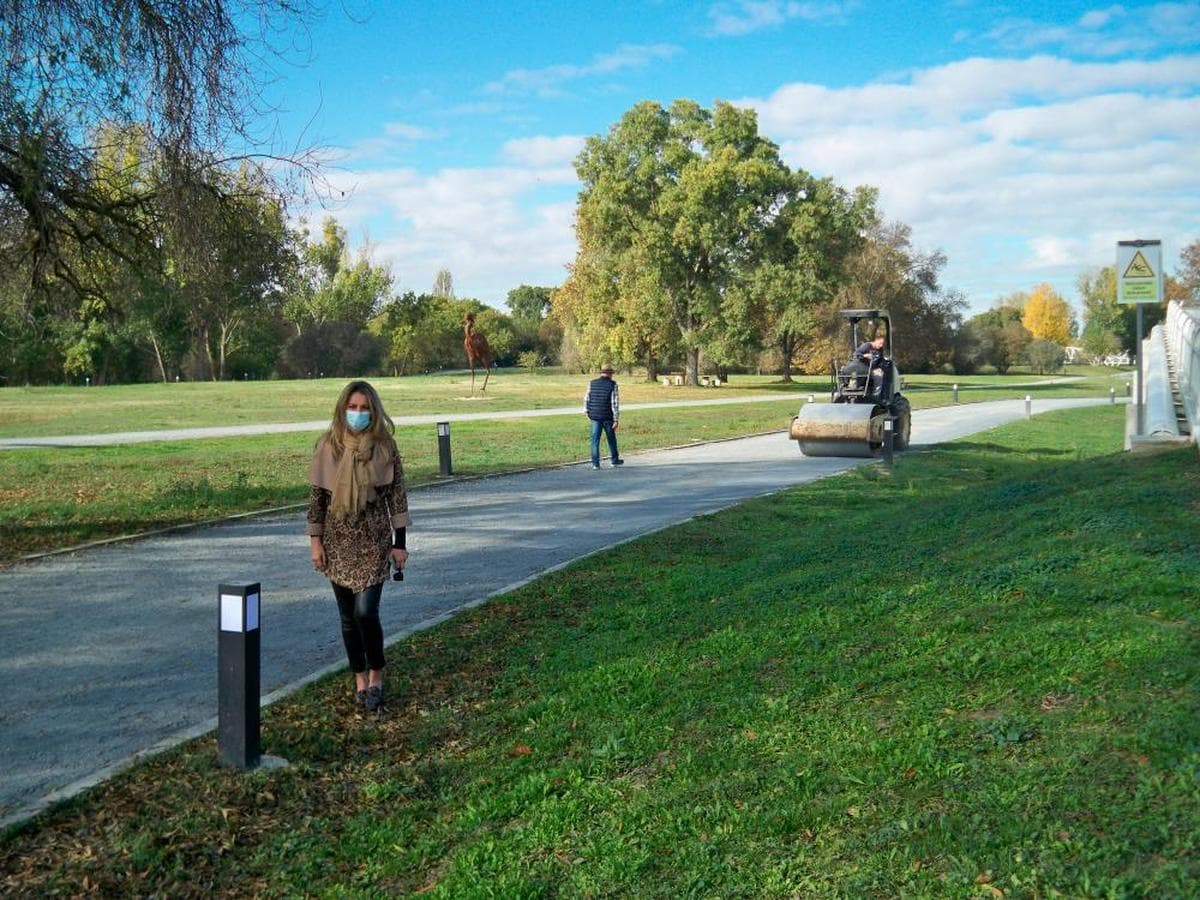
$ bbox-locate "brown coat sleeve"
[386,441,412,530]
[306,485,329,536]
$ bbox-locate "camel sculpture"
[463,312,494,393]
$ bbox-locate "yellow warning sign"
[1124,250,1155,279]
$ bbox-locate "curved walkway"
[0,398,1109,827]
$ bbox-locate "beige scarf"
[309,431,394,519]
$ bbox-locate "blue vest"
[586,377,616,421]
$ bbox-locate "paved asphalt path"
[0,398,1109,826]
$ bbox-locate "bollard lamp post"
[218,582,261,770]
[437,421,452,477]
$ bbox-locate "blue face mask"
[345,409,371,432]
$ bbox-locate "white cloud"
[484,43,681,97]
[741,54,1200,308]
[313,52,1198,315]
[304,162,579,303]
[384,122,439,141]
[987,2,1200,56]
[1026,236,1087,270]
[502,135,586,167]
[706,1,854,37]
[334,122,443,163]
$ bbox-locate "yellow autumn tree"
[1022,283,1074,344]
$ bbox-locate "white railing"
[1144,325,1181,436]
[1165,301,1200,444]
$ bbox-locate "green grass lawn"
[0,367,1130,438]
[0,370,1128,564]
[1,370,818,437]
[3,404,1197,897]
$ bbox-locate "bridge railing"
[1165,301,1200,445]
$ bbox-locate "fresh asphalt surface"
[0,398,1110,826]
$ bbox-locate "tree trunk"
[645,352,658,381]
[778,332,794,382]
[217,322,230,381]
[202,329,218,381]
[686,347,700,385]
[149,333,168,382]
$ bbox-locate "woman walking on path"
[307,381,410,712]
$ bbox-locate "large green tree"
[285,218,394,333]
[555,227,680,377]
[573,100,793,384]
[745,176,877,381]
[1078,266,1124,359]
[370,294,516,375]
[1077,263,1172,359]
[506,285,553,324]
[165,161,293,381]
[959,303,1030,374]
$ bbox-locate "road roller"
[789,309,911,457]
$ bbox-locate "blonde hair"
[321,380,395,456]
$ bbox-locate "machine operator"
[854,334,887,396]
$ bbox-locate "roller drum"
[790,403,881,457]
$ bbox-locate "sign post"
[1117,240,1163,436]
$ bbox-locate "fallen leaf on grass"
[510,742,532,757]
[1040,693,1075,711]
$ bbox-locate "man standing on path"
[585,364,624,469]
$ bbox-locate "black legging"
[331,581,386,673]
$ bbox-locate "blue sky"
[263,0,1200,317]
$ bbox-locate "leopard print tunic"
[307,438,411,592]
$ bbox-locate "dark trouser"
[589,418,619,466]
[332,581,386,673]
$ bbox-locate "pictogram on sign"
[1123,251,1155,279]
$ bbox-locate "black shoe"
[612,458,624,466]
[355,688,367,707]
[364,685,383,712]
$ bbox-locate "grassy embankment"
[0,369,1128,563]
[2,403,1197,897]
